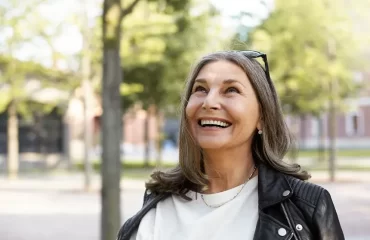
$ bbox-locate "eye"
[226,87,240,93]
[193,86,207,93]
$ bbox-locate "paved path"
[0,172,369,240]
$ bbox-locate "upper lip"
[198,117,232,124]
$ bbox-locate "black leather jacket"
[118,164,344,240]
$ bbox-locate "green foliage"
[121,0,216,113]
[0,55,77,113]
[146,0,190,14]
[120,83,144,96]
[0,92,11,113]
[0,55,76,85]
[0,0,77,115]
[242,0,364,116]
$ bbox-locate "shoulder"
[285,174,332,208]
[117,190,171,240]
[283,176,344,238]
[258,163,331,210]
[143,189,172,206]
[280,174,344,238]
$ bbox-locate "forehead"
[195,60,249,84]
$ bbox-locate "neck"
[202,145,256,194]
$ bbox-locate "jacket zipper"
[287,232,294,240]
[281,202,298,240]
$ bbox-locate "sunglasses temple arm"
[263,56,272,81]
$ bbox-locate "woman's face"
[185,60,261,150]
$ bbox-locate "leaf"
[120,83,144,96]
[0,90,11,113]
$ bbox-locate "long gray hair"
[146,51,310,199]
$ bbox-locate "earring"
[258,129,263,135]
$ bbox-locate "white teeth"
[200,120,230,127]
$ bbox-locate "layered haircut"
[146,51,310,199]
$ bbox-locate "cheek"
[185,97,199,120]
[185,104,192,120]
[185,104,197,136]
[230,100,260,124]
[246,106,261,127]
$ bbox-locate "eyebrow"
[194,78,245,87]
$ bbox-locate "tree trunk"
[328,86,337,182]
[155,109,164,167]
[317,115,325,162]
[82,0,93,192]
[143,110,150,167]
[299,114,306,149]
[83,80,93,191]
[7,100,19,179]
[39,117,48,168]
[62,119,72,170]
[327,38,337,182]
[101,0,122,239]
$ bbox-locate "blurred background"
[0,0,369,239]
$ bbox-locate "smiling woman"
[118,51,344,240]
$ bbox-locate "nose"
[202,90,221,110]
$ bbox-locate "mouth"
[197,119,232,128]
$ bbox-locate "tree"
[0,0,77,178]
[68,0,99,192]
[245,0,363,166]
[248,0,359,114]
[121,0,217,166]
[0,57,76,175]
[80,0,95,191]
[0,0,37,178]
[101,0,141,239]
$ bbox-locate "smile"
[198,119,231,128]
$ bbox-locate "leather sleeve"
[312,189,345,240]
[142,189,149,206]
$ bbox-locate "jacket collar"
[144,163,293,210]
[257,163,293,209]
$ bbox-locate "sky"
[2,0,273,70]
[211,0,273,26]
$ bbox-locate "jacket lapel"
[253,164,295,240]
[257,164,293,209]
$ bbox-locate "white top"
[130,176,259,240]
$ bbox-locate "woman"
[118,50,344,240]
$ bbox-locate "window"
[311,118,319,137]
[345,110,364,136]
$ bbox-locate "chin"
[197,139,229,150]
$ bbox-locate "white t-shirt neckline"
[194,176,258,207]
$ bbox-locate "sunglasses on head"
[239,50,272,83]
